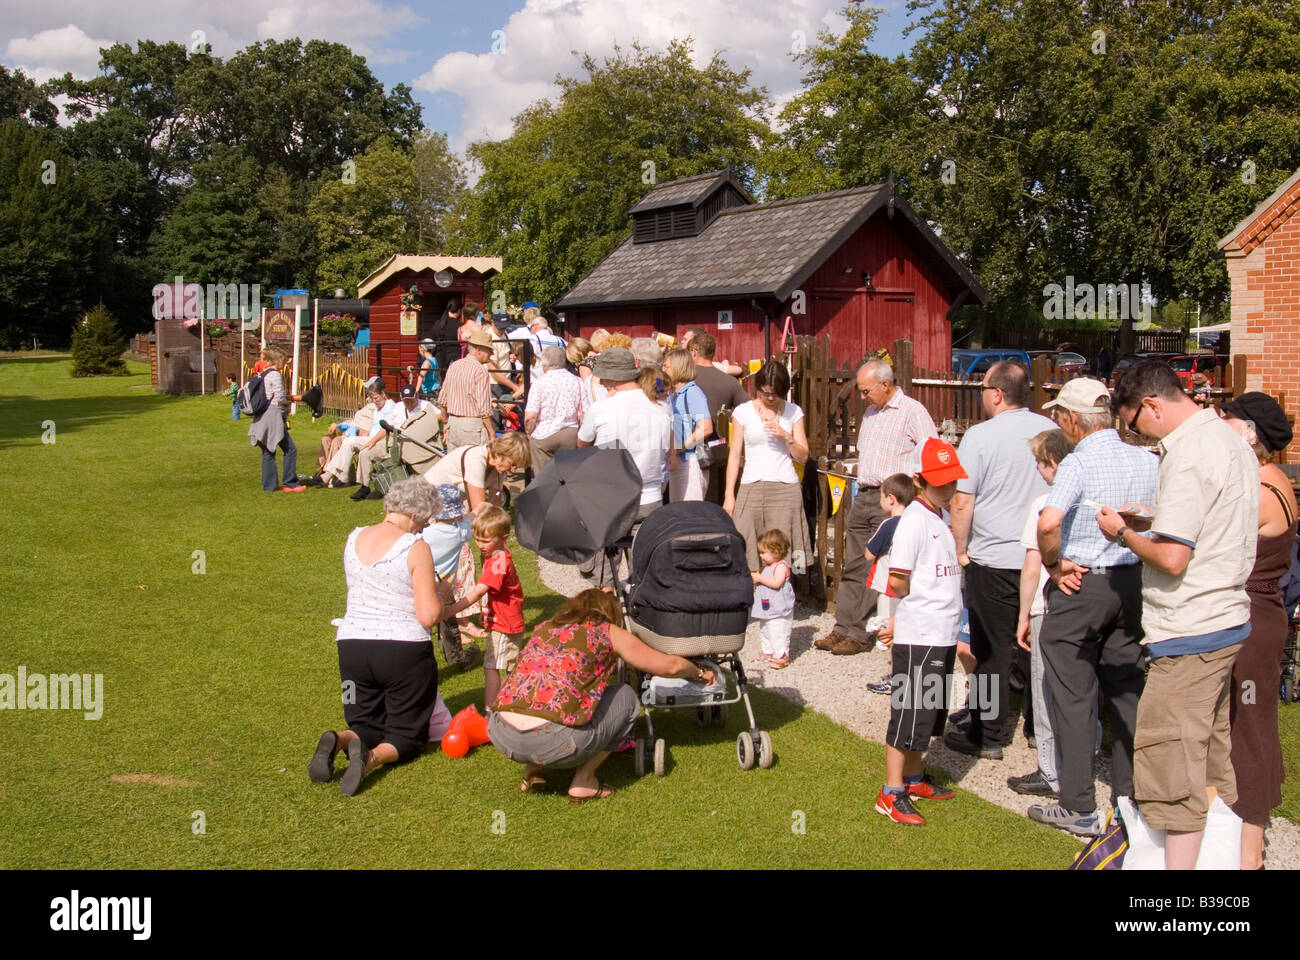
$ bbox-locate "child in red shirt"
[446,505,525,712]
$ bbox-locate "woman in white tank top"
[308,478,451,796]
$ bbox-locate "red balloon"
[441,730,469,758]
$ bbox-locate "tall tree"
[308,137,421,294]
[186,39,422,182]
[0,65,58,128]
[452,39,769,306]
[411,130,467,252]
[0,120,111,347]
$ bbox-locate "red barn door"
[866,290,914,362]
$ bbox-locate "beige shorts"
[488,630,526,672]
[1133,642,1241,832]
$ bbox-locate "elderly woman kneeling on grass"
[490,589,715,802]
[309,477,452,796]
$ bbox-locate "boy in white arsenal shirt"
[875,437,967,825]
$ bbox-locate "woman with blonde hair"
[663,347,713,502]
[248,346,306,492]
[423,430,530,513]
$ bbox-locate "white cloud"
[1,1,424,80]
[415,0,850,152]
[5,24,113,82]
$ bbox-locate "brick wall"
[1226,174,1300,462]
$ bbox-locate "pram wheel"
[713,704,728,727]
[696,706,709,727]
[737,731,755,770]
[758,730,773,769]
[654,739,667,777]
[634,738,647,777]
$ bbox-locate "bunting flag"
[827,474,848,515]
[793,461,805,482]
[748,358,763,374]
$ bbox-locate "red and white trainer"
[907,774,955,801]
[875,788,926,825]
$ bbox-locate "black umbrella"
[513,447,642,563]
[301,384,325,419]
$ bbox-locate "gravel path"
[539,556,1298,868]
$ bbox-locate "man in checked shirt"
[819,359,938,655]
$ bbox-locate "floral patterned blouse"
[495,620,619,727]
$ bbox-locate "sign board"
[717,309,733,330]
[400,308,418,336]
[264,308,297,340]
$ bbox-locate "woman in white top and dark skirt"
[722,359,813,575]
[309,478,450,795]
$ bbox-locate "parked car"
[1168,354,1229,389]
[1053,352,1089,377]
[1111,352,1177,383]
[951,348,1032,379]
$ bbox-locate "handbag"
[1067,807,1127,870]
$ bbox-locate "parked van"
[950,348,1032,379]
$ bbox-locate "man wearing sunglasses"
[1103,359,1257,869]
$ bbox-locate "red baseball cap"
[908,436,968,486]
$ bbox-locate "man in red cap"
[874,437,966,826]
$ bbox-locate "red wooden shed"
[357,254,503,390]
[554,170,987,371]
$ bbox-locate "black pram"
[622,501,774,774]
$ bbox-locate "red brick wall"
[1226,178,1300,462]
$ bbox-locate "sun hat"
[1042,377,1110,415]
[908,436,968,486]
[591,347,639,382]
[466,329,494,350]
[434,484,466,521]
[1219,392,1293,453]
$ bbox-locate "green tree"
[69,303,128,376]
[0,120,111,347]
[452,39,770,306]
[150,145,272,288]
[411,130,467,252]
[309,137,421,294]
[0,65,58,128]
[186,39,422,182]
[762,0,1300,343]
[53,41,210,326]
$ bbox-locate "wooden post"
[892,338,913,394]
[1030,355,1049,414]
[1231,353,1247,399]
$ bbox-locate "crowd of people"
[272,318,1289,869]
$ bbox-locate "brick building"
[1219,166,1300,459]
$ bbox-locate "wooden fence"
[784,336,1249,611]
[204,334,370,416]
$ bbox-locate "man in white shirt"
[352,383,421,500]
[316,380,399,490]
[820,359,937,655]
[576,347,671,585]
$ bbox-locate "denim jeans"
[260,432,299,491]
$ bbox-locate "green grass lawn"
[0,355,1112,867]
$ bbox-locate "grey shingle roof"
[558,183,987,310]
[626,169,754,215]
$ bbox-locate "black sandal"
[308,731,338,783]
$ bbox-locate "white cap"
[1042,378,1110,415]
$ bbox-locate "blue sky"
[3,0,918,151]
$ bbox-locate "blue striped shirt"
[1044,430,1158,568]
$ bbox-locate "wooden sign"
[264,308,296,339]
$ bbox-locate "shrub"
[70,304,128,377]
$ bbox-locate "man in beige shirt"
[1103,360,1258,869]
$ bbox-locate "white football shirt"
[889,499,962,647]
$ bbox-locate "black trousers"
[338,638,438,762]
[1038,566,1147,814]
[964,562,1023,747]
